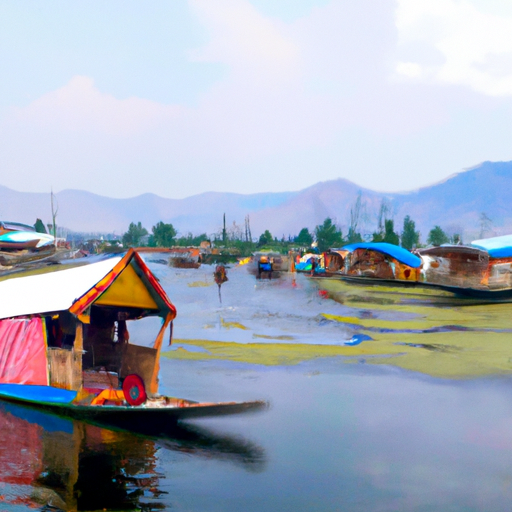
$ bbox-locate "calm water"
[3,262,512,511]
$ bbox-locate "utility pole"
[246,214,252,242]
[50,188,58,240]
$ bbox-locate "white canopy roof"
[0,256,122,320]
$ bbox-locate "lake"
[2,262,512,511]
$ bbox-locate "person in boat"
[258,255,273,279]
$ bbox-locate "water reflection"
[0,400,265,511]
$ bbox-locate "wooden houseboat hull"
[309,273,512,305]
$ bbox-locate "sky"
[1,0,512,199]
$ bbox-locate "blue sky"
[1,0,512,198]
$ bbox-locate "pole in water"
[214,265,228,304]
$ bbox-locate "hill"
[1,160,511,243]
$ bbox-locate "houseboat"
[0,249,264,428]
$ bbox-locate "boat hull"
[309,274,512,305]
[0,384,266,429]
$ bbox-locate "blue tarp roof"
[471,235,512,258]
[339,242,422,268]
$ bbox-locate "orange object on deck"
[90,388,125,405]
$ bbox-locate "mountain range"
[1,160,510,243]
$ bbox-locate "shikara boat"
[0,249,264,427]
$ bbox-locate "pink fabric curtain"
[0,317,48,385]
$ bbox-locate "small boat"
[0,249,265,427]
[0,231,55,250]
[247,251,289,279]
[168,247,202,268]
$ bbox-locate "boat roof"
[471,234,512,258]
[418,245,488,258]
[338,242,422,268]
[0,221,36,232]
[0,249,176,322]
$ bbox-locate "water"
[2,263,512,510]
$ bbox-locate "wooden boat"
[168,247,202,268]
[0,249,265,426]
[247,251,289,279]
[0,245,57,268]
[309,240,512,304]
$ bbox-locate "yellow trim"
[149,313,172,395]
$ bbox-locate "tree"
[315,218,343,252]
[376,199,391,235]
[401,215,420,250]
[222,213,227,243]
[479,212,493,238]
[34,218,47,234]
[258,230,274,246]
[50,189,58,238]
[151,221,176,247]
[347,228,363,244]
[427,226,449,246]
[348,192,366,243]
[122,222,148,247]
[295,228,313,247]
[383,219,399,245]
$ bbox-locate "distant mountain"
[250,160,512,242]
[1,160,511,243]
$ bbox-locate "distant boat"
[168,247,202,269]
[308,240,512,304]
[0,231,55,250]
[247,251,289,279]
[0,249,265,427]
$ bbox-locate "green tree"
[401,215,420,250]
[258,230,274,246]
[427,226,449,246]
[34,218,47,234]
[315,218,343,252]
[150,221,176,247]
[479,212,493,238]
[122,222,148,247]
[176,233,209,247]
[347,227,363,244]
[348,192,365,243]
[383,219,399,245]
[295,227,313,246]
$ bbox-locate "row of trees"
[121,216,458,255]
[290,216,456,252]
[122,221,209,248]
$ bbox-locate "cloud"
[2,0,512,201]
[10,76,184,136]
[188,0,302,86]
[395,0,512,96]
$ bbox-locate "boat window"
[45,312,76,349]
